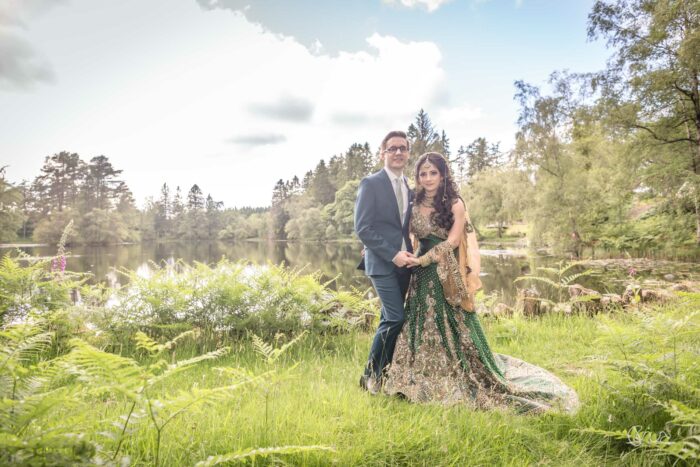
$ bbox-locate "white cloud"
[0,1,482,207]
[382,0,452,13]
[0,0,65,90]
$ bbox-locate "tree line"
[0,152,264,245]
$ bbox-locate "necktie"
[395,177,404,222]
[395,177,407,251]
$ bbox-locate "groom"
[355,130,415,393]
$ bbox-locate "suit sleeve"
[355,177,398,263]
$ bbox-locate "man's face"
[381,136,409,172]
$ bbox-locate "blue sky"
[0,0,610,207]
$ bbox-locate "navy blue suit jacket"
[354,169,413,276]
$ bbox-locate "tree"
[310,160,335,205]
[83,155,122,210]
[0,168,24,242]
[32,152,85,213]
[172,186,184,222]
[463,138,501,182]
[514,73,635,253]
[153,183,171,239]
[204,194,223,238]
[407,109,440,170]
[344,143,374,181]
[323,180,360,237]
[81,209,129,244]
[186,184,204,211]
[465,166,530,238]
[589,0,700,242]
[270,179,291,239]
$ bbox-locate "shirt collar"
[383,167,404,183]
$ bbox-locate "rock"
[663,273,676,281]
[568,284,602,314]
[622,284,642,304]
[517,288,542,318]
[669,281,700,293]
[640,288,674,303]
[492,302,514,318]
[553,302,573,315]
[669,282,690,292]
[623,283,674,305]
[601,293,624,309]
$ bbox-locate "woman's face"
[418,159,443,195]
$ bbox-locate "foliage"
[514,260,598,305]
[581,297,700,463]
[26,152,140,245]
[0,321,96,466]
[0,253,83,326]
[588,0,700,245]
[0,167,25,242]
[464,165,530,237]
[101,259,375,346]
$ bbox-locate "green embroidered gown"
[383,206,579,413]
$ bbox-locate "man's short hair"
[380,130,409,151]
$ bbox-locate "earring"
[441,182,447,204]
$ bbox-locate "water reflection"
[6,240,671,306]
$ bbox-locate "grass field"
[35,300,699,466]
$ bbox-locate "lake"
[4,240,693,306]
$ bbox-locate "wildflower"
[628,267,637,277]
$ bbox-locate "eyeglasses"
[384,145,408,154]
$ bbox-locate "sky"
[0,0,611,208]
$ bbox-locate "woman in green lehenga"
[383,153,579,414]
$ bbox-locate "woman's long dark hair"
[414,152,461,230]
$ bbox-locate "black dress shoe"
[359,374,380,394]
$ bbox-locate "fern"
[0,321,100,466]
[252,330,307,365]
[195,445,335,466]
[582,400,700,462]
[515,260,600,308]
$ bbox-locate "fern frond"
[164,329,200,350]
[135,332,163,355]
[563,270,595,285]
[514,276,561,289]
[559,261,586,276]
[274,331,307,360]
[148,347,231,386]
[252,334,275,363]
[62,339,143,397]
[195,445,335,466]
[663,400,700,428]
[0,386,80,433]
[0,323,53,374]
[152,379,257,428]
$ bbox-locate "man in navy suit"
[355,130,415,393]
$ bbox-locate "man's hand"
[392,250,416,268]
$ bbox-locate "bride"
[383,152,579,413]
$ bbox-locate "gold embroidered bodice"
[410,205,449,240]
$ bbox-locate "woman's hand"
[405,256,422,267]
